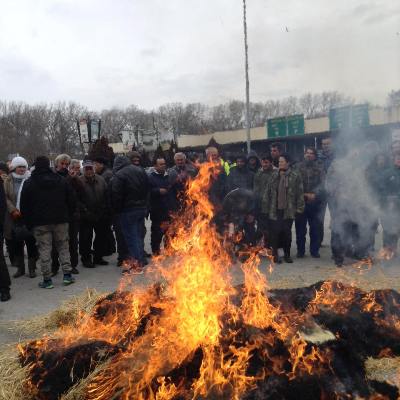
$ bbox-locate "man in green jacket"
[254,154,275,249]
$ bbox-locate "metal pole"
[243,0,251,153]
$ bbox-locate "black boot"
[284,251,293,263]
[82,256,95,268]
[0,290,11,302]
[28,257,37,278]
[13,256,25,278]
[93,257,109,266]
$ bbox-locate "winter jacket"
[66,175,84,222]
[3,174,30,239]
[79,174,109,222]
[226,166,254,192]
[381,166,400,211]
[209,167,227,211]
[317,152,334,173]
[98,167,113,185]
[168,165,197,190]
[379,166,400,233]
[222,188,256,225]
[0,177,6,231]
[296,160,326,203]
[148,171,174,218]
[111,156,150,213]
[254,167,274,214]
[168,164,197,211]
[265,168,305,220]
[20,168,75,228]
[365,164,388,207]
[3,175,19,240]
[326,160,376,231]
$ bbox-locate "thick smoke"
[326,127,386,260]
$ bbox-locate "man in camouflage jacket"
[295,148,326,258]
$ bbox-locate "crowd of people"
[0,137,399,302]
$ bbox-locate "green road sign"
[287,114,305,136]
[352,104,370,128]
[267,117,286,138]
[267,115,304,138]
[329,104,369,130]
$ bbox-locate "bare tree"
[387,90,400,107]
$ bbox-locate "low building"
[176,105,400,161]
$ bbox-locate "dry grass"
[61,360,111,400]
[3,288,106,339]
[0,345,30,400]
[365,357,400,388]
[0,289,109,400]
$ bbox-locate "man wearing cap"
[20,156,76,288]
[78,160,110,268]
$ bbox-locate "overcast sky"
[0,0,399,110]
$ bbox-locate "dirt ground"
[1,216,399,345]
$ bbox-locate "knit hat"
[33,156,50,170]
[10,156,28,171]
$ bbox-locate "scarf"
[277,170,289,210]
[11,171,30,210]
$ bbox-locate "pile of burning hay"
[5,163,400,399]
[16,281,400,400]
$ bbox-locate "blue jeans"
[118,208,146,265]
[295,203,321,256]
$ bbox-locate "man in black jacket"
[111,156,150,273]
[20,156,76,288]
[149,158,173,255]
[0,175,11,301]
[79,160,110,268]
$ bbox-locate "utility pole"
[243,0,251,153]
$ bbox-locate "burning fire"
[18,162,400,400]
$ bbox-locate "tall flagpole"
[243,0,251,153]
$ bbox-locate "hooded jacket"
[247,151,261,173]
[111,156,150,213]
[226,163,254,193]
[20,167,75,228]
[98,166,113,185]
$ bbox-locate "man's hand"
[159,188,168,195]
[304,193,316,202]
[11,210,22,220]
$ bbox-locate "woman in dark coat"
[0,175,11,301]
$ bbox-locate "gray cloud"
[0,0,398,109]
